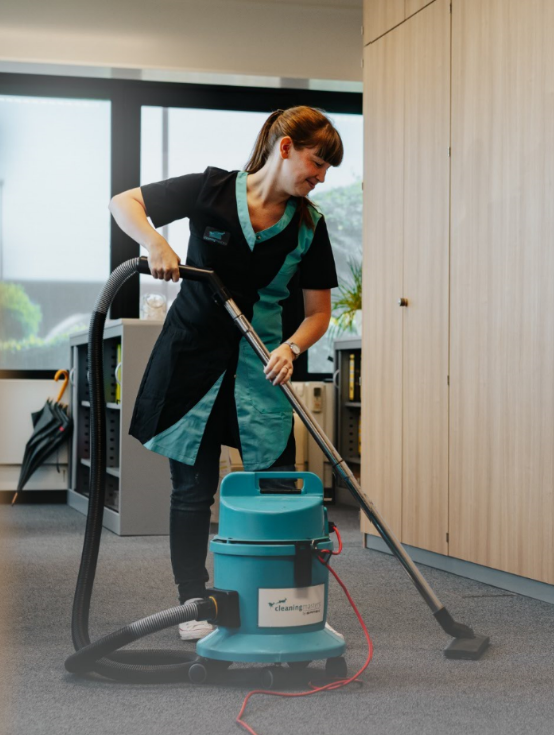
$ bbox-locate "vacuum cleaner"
[65,257,490,685]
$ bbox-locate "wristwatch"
[284,341,301,360]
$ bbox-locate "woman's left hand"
[264,345,294,386]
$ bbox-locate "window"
[0,73,361,377]
[0,94,111,370]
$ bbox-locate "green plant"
[0,283,42,342]
[331,258,362,335]
[0,322,90,369]
[0,327,84,354]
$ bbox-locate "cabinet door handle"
[333,369,340,389]
[398,298,408,307]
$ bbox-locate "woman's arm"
[264,289,331,385]
[109,188,181,281]
[289,288,332,353]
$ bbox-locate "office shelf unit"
[68,319,170,535]
[292,381,336,503]
[333,337,362,505]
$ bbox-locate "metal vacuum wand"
[137,257,490,660]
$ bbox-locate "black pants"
[169,369,296,604]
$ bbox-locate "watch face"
[288,342,300,356]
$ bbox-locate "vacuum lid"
[217,471,326,542]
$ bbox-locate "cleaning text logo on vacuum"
[258,585,325,627]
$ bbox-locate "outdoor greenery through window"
[309,113,362,372]
[0,95,111,371]
[140,107,362,374]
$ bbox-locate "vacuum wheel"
[189,658,231,683]
[188,662,208,684]
[325,656,347,679]
[261,666,288,690]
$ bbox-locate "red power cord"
[236,524,374,735]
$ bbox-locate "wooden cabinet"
[363,0,554,586]
[362,0,451,555]
[405,0,435,19]
[361,18,405,540]
[362,0,451,552]
[363,0,437,45]
[363,0,404,44]
[449,0,554,583]
[401,0,450,553]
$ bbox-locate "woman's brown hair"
[244,106,343,229]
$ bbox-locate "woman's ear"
[279,136,293,159]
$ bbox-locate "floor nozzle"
[444,633,491,660]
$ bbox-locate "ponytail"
[244,109,284,173]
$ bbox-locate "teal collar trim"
[236,171,297,250]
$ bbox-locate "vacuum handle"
[253,471,321,495]
[137,256,231,302]
[221,471,323,497]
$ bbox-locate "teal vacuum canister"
[197,472,346,664]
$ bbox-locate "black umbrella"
[13,370,73,503]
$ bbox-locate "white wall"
[1,0,363,83]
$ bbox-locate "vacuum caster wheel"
[188,662,208,684]
[325,656,347,680]
[286,660,311,671]
[261,666,286,690]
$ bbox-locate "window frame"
[0,72,362,380]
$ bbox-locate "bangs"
[314,126,344,167]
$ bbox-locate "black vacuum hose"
[66,258,216,682]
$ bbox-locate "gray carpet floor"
[1,502,554,735]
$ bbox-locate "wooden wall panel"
[360,28,405,538]
[401,0,451,554]
[405,0,436,19]
[364,1,437,47]
[364,0,405,45]
[450,0,554,583]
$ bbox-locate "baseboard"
[364,534,554,605]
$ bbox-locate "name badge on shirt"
[203,227,231,245]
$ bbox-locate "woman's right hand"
[148,240,182,282]
[109,189,181,281]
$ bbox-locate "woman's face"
[279,138,332,197]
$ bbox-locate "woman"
[109,105,343,640]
